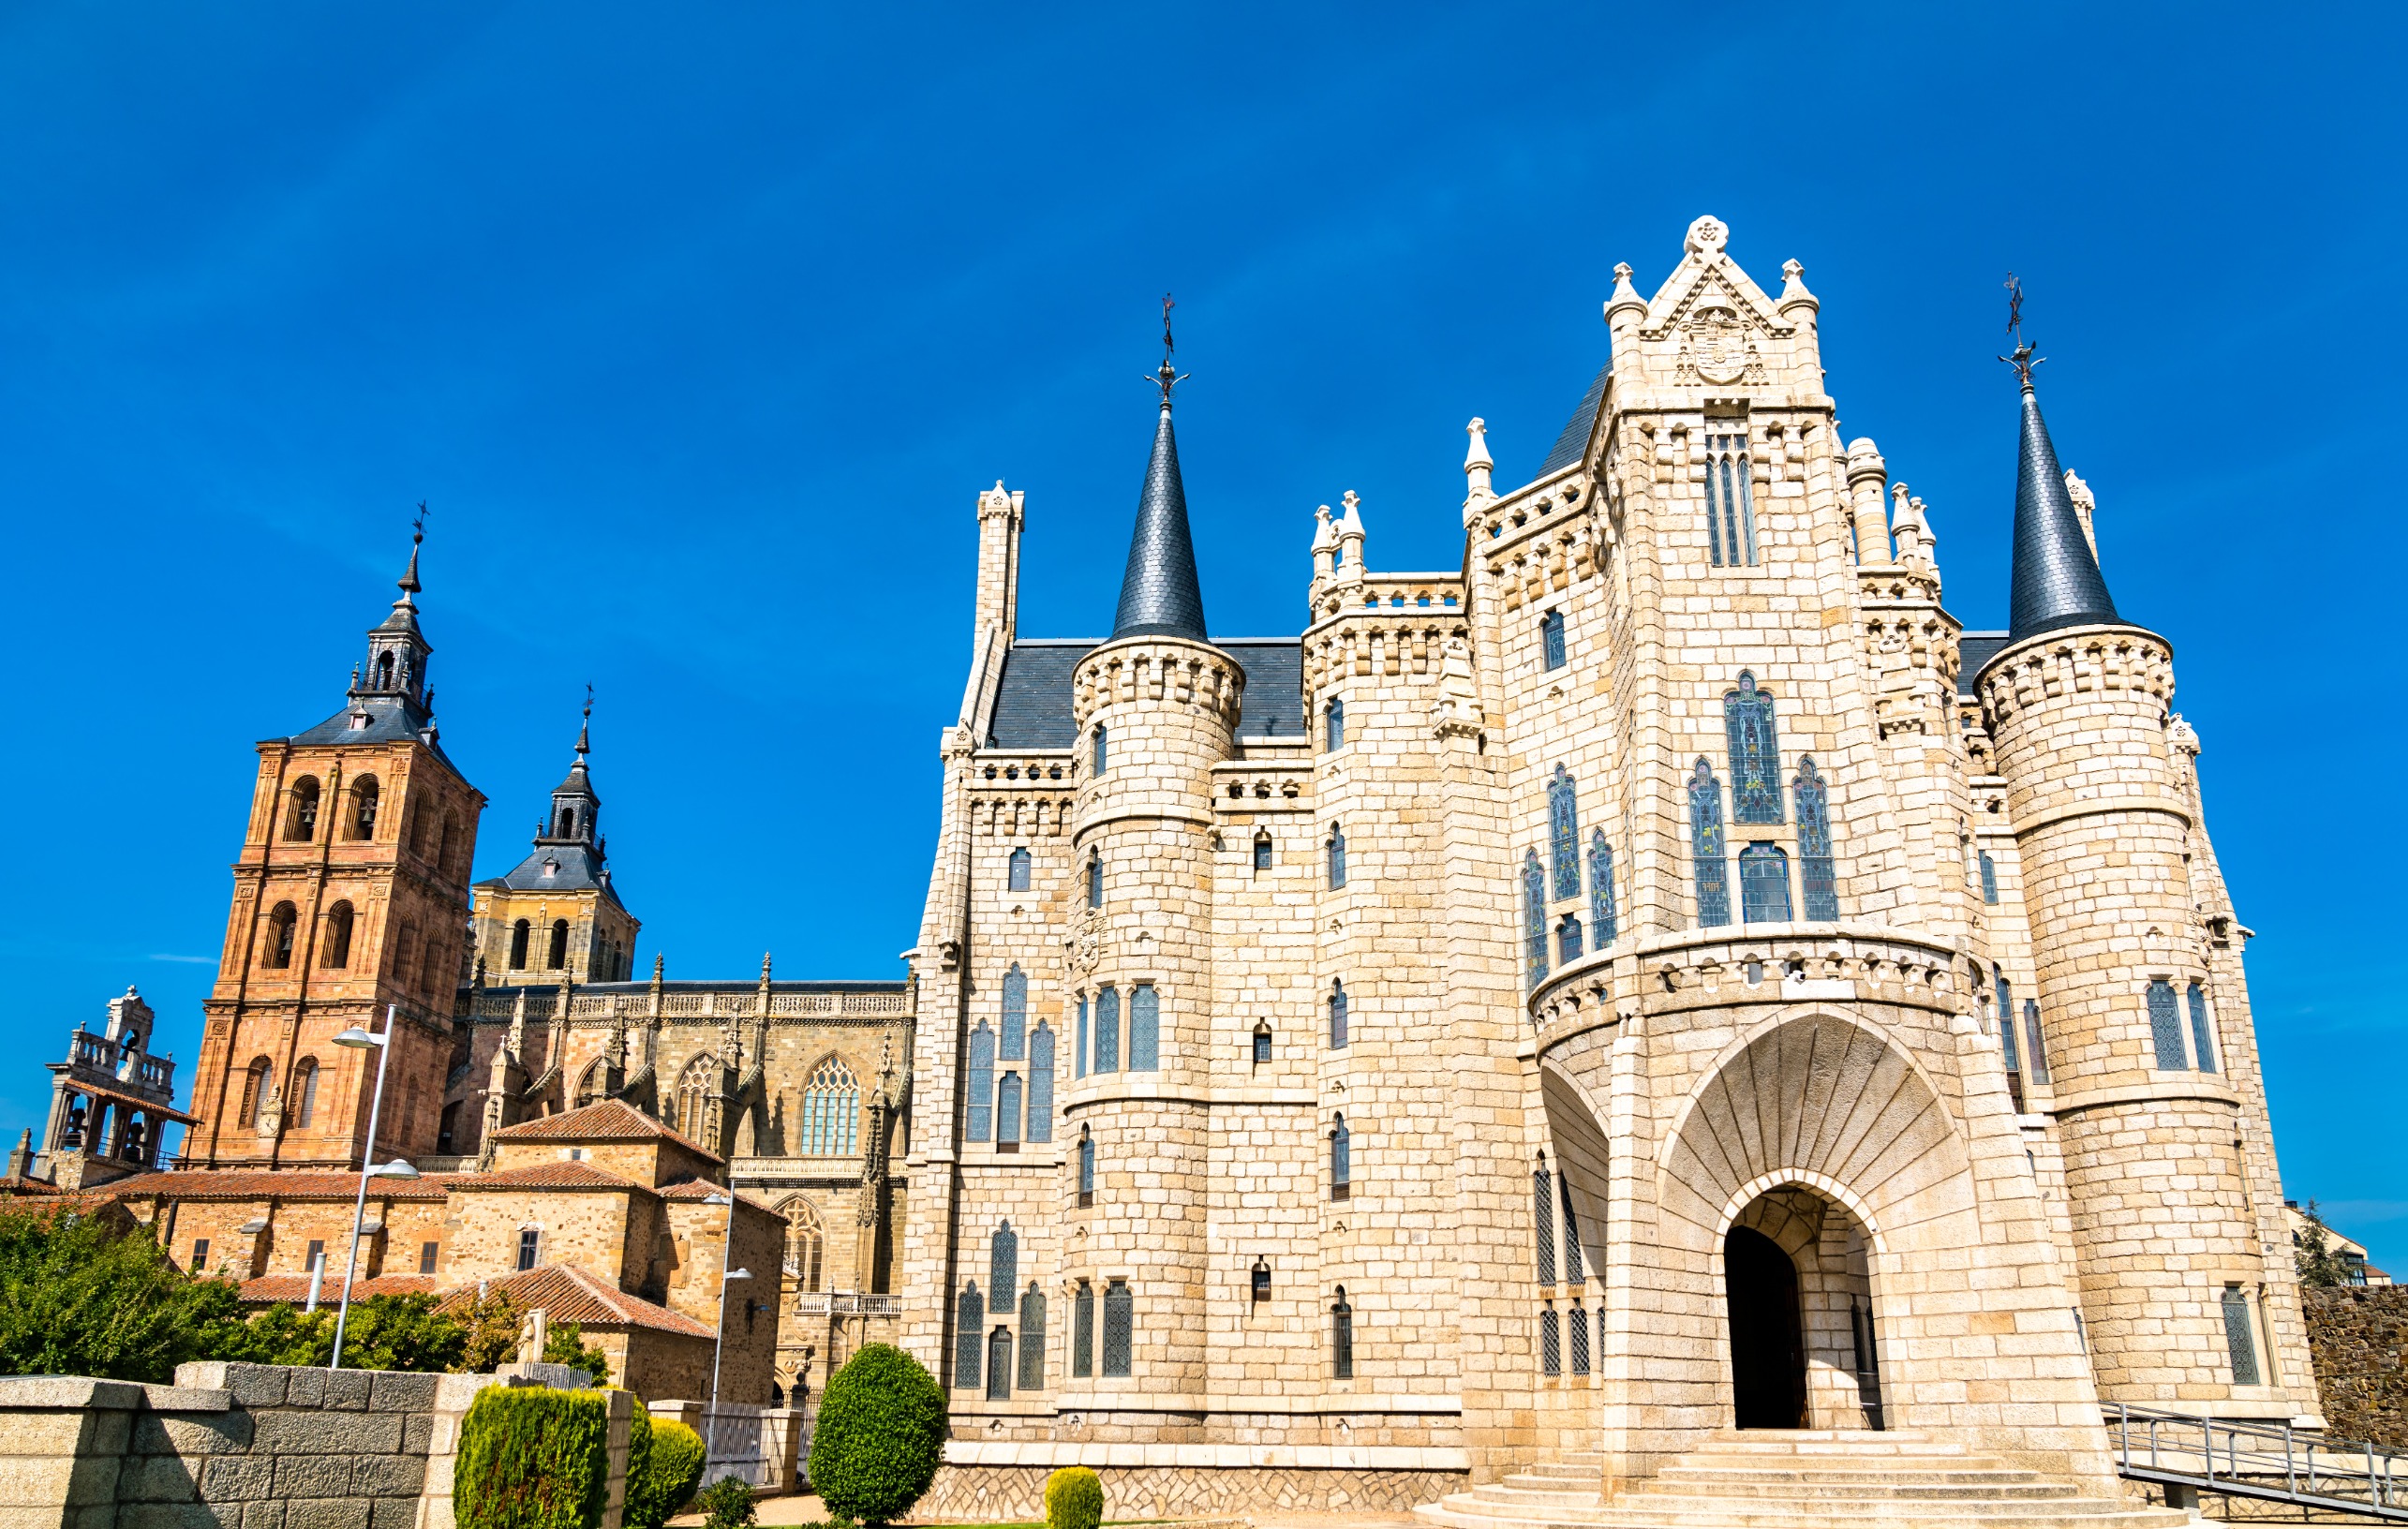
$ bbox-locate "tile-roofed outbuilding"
[436,1264,715,1338]
[491,1098,721,1161]
[445,1159,647,1193]
[97,1169,449,1201]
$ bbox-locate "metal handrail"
[2108,1403,2406,1522]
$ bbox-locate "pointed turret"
[1111,308,1209,642]
[2005,360,2118,641]
[540,687,602,850]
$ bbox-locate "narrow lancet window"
[1094,987,1121,1073]
[2024,1000,2051,1083]
[1078,1127,1095,1206]
[1533,1160,1557,1284]
[2222,1285,2261,1385]
[1086,849,1103,909]
[1328,824,1347,889]
[1326,698,1345,750]
[1007,847,1032,891]
[1073,1282,1094,1376]
[1093,725,1107,775]
[1794,756,1838,920]
[1550,765,1581,899]
[1540,609,1567,671]
[1001,964,1028,1061]
[1739,843,1792,924]
[1027,1022,1055,1142]
[1557,914,1583,964]
[1588,831,1617,947]
[1524,849,1550,985]
[1688,762,1732,928]
[1102,1281,1133,1377]
[1331,1288,1355,1380]
[1075,995,1089,1080]
[1018,1287,1048,1392]
[1330,1113,1351,1201]
[2148,980,2188,1070]
[1129,984,1158,1071]
[2187,982,2218,1073]
[965,1022,995,1142]
[1703,421,1757,567]
[1329,980,1348,1048]
[1726,673,1783,824]
[990,1221,1018,1308]
[955,1283,985,1389]
[1979,851,1999,905]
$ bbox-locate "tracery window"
[1027,1022,1055,1143]
[986,1328,1013,1401]
[1688,762,1732,928]
[785,1201,825,1293]
[1329,980,1348,1048]
[1725,673,1783,824]
[1073,1282,1094,1377]
[1794,757,1838,920]
[290,1058,320,1129]
[1331,1288,1355,1380]
[1550,765,1581,899]
[965,1023,995,1141]
[2188,983,2218,1074]
[1524,850,1549,986]
[990,1222,1018,1310]
[1330,1113,1351,1201]
[1739,843,1792,924]
[1001,964,1028,1061]
[1094,987,1120,1073]
[674,1055,718,1146]
[1328,824,1347,889]
[1326,698,1345,751]
[1557,914,1583,964]
[1540,609,1567,671]
[1102,1280,1133,1377]
[1703,421,1757,567]
[1978,851,1999,905]
[1588,831,1617,947]
[1018,1286,1048,1392]
[1007,847,1032,892]
[955,1283,984,1389]
[2148,980,2187,1070]
[800,1056,859,1156]
[1533,1159,1557,1284]
[996,1073,1023,1144]
[1129,984,1159,1071]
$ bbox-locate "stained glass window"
[1328,824,1346,889]
[1558,1173,1583,1283]
[1093,725,1107,775]
[986,1328,1012,1401]
[1075,995,1088,1080]
[1102,1280,1133,1377]
[1557,914,1583,964]
[1739,843,1792,924]
[1007,847,1032,892]
[955,1283,984,1389]
[1331,1290,1355,1380]
[1540,1307,1562,1375]
[1726,673,1783,824]
[1588,831,1617,947]
[1129,985,1159,1071]
[1978,851,1999,905]
[1541,610,1567,671]
[990,1222,1018,1312]
[965,1023,994,1142]
[1550,765,1581,899]
[2024,1000,2051,1083]
[1018,1287,1047,1392]
[1999,973,2020,1071]
[2222,1286,2261,1385]
[1330,980,1348,1048]
[1027,1023,1055,1143]
[1533,1163,1557,1284]
[1326,698,1345,751]
[1703,423,1757,567]
[1078,1128,1094,1205]
[1095,987,1120,1073]
[1072,1283,1093,1377]
[1001,964,1028,1061]
[1087,850,1103,909]
[2188,982,2218,1074]
[2148,980,2187,1070]
[1689,761,1732,928]
[996,1073,1023,1143]
[1795,756,1837,920]
[1524,849,1550,986]
[1330,1113,1351,1200]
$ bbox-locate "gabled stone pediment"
[1639,216,1794,343]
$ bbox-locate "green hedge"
[454,1386,612,1529]
[1045,1466,1103,1529]
[807,1343,946,1528]
[629,1417,705,1529]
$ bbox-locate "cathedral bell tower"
[189,518,486,1169]
[468,690,643,988]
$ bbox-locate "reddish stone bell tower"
[188,520,485,1168]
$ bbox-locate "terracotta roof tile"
[95,1170,449,1201]
[446,1160,643,1193]
[436,1265,714,1338]
[238,1273,441,1304]
[490,1099,721,1162]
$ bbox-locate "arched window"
[290,1058,320,1129]
[1795,757,1838,920]
[1329,980,1348,1048]
[1540,609,1567,671]
[1086,850,1103,910]
[1078,1126,1095,1207]
[2187,982,2218,1074]
[1330,1112,1351,1201]
[1556,913,1583,964]
[348,778,379,840]
[546,919,569,970]
[438,811,460,876]
[1001,965,1027,1061]
[954,1283,984,1390]
[1102,1279,1133,1377]
[509,919,530,971]
[1325,698,1345,751]
[674,1055,718,1146]
[1251,1258,1271,1304]
[574,1059,606,1108]
[1725,673,1783,824]
[1702,419,1757,567]
[2147,980,2187,1070]
[1074,994,1089,1080]
[1523,849,1548,986]
[2222,1284,2261,1385]
[1018,1285,1048,1392]
[1533,1157,1557,1284]
[421,933,447,993]
[1688,760,1732,928]
[264,902,298,970]
[1006,847,1032,892]
[1093,987,1120,1073]
[965,1023,995,1142]
[1978,850,1999,905]
[996,1072,1024,1144]
[285,778,320,841]
[239,1057,271,1128]
[2023,999,2051,1084]
[1588,831,1617,948]
[800,1057,859,1157]
[1549,765,1581,899]
[1073,1282,1094,1377]
[1027,1022,1055,1144]
[1253,1019,1272,1065]
[1253,832,1271,873]
[321,902,354,969]
[1559,1171,1584,1282]
[1738,843,1793,923]
[1327,824,1346,889]
[985,1326,1013,1402]
[990,1221,1019,1311]
[1093,725,1107,775]
[390,921,418,983]
[557,807,576,839]
[1128,985,1158,1071]
[783,1201,825,1292]
[1331,1287,1355,1379]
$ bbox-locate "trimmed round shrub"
[453,1385,611,1529]
[807,1343,946,1528]
[631,1418,706,1528]
[696,1475,757,1529]
[1045,1466,1103,1529]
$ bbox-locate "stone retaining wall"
[914,1462,1464,1519]
[2305,1285,2408,1449]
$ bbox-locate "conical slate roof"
[2007,381,2118,641]
[1110,404,1208,642]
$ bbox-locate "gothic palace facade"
[9,213,2313,1512]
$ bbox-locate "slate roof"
[1958,631,2010,695]
[285,693,459,769]
[2007,382,2120,641]
[987,637,1305,750]
[480,843,624,905]
[1111,407,1209,641]
[1536,361,1613,478]
[492,1098,721,1161]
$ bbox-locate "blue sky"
[3,6,2401,1267]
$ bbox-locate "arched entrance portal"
[1726,1225,1806,1428]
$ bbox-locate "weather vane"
[1150,290,1190,406]
[1998,273,2044,389]
[411,500,428,543]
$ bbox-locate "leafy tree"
[0,1202,247,1382]
[807,1344,946,1529]
[455,1288,527,1372]
[543,1320,612,1384]
[2296,1199,2351,1288]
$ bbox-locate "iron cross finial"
[1997,274,2044,390]
[1149,290,1190,406]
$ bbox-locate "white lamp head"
[368,1159,420,1180]
[726,1268,752,1281]
[332,1027,384,1049]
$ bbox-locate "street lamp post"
[701,1192,752,1479]
[329,1006,421,1371]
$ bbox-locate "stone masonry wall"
[2305,1286,2408,1449]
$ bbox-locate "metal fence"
[2108,1403,2406,1522]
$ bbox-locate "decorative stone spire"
[1111,296,1208,642]
[1463,418,1494,523]
[1336,490,1366,572]
[352,507,435,707]
[1310,504,1337,578]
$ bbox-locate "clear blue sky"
[4,7,2401,1268]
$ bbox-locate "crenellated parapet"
[1977,625,2175,728]
[1069,637,1244,733]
